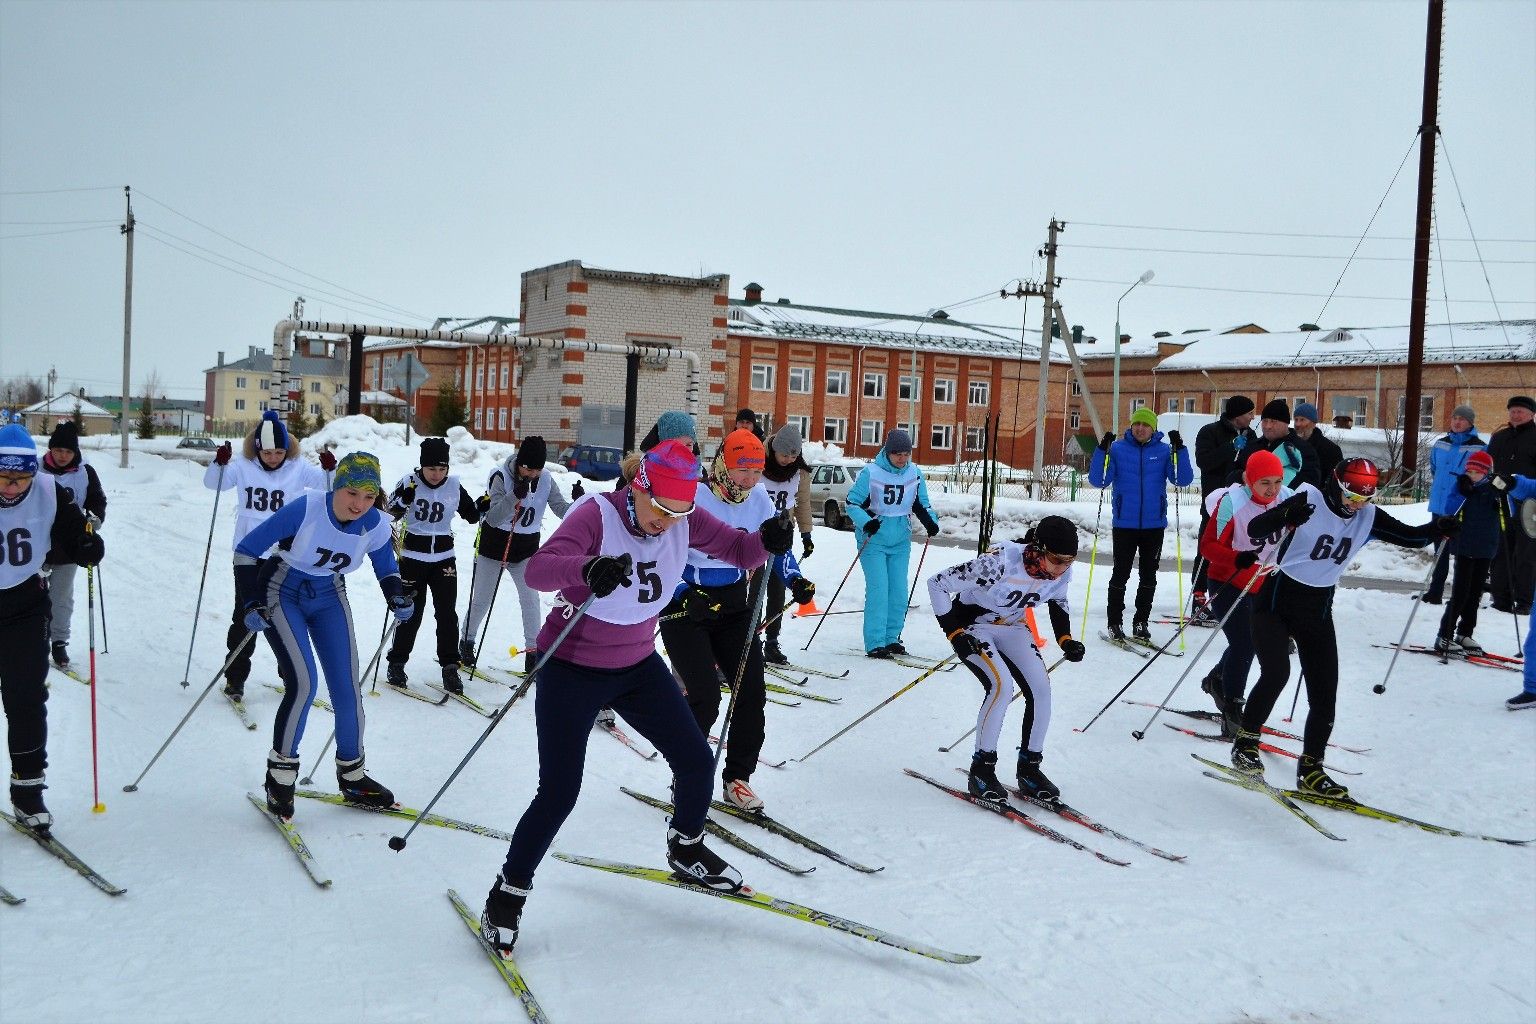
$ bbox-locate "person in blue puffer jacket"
[846,429,939,657]
[1088,407,1194,641]
[1421,404,1486,604]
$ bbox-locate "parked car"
[560,444,624,482]
[808,461,862,530]
[175,435,220,465]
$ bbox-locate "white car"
[808,462,861,530]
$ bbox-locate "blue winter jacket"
[1448,474,1502,559]
[846,452,935,551]
[1427,430,1486,516]
[1088,428,1195,530]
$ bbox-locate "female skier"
[477,439,794,957]
[847,428,938,657]
[37,420,107,670]
[1231,458,1457,795]
[235,452,413,819]
[759,423,815,666]
[660,429,814,812]
[927,515,1085,804]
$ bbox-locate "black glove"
[214,441,232,466]
[936,599,985,638]
[800,532,814,559]
[1490,473,1516,492]
[759,512,794,555]
[913,504,940,538]
[1456,474,1476,497]
[1060,638,1086,662]
[475,494,492,517]
[397,483,417,507]
[1168,430,1184,451]
[861,517,881,538]
[582,553,633,598]
[1280,492,1314,527]
[513,475,530,500]
[75,531,104,567]
[681,586,721,623]
[789,576,816,606]
[950,630,987,660]
[1234,550,1259,569]
[319,449,337,472]
[1098,431,1115,452]
[1433,515,1461,537]
[570,480,585,500]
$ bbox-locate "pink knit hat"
[635,439,700,503]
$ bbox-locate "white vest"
[686,483,774,574]
[0,479,58,590]
[510,476,555,536]
[398,473,462,537]
[279,494,394,578]
[973,542,1072,624]
[227,458,325,548]
[1276,483,1377,587]
[1207,483,1295,561]
[51,460,89,510]
[759,471,799,517]
[572,494,690,625]
[866,462,919,516]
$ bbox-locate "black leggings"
[388,557,460,667]
[1241,576,1338,763]
[660,583,765,784]
[1207,583,1254,702]
[1439,556,1490,641]
[0,577,50,779]
[1108,527,1163,625]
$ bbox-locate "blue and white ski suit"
[846,452,936,653]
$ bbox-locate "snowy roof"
[204,350,347,375]
[729,300,1070,364]
[21,395,115,417]
[1155,320,1535,371]
[334,389,407,407]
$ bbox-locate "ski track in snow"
[5,419,1532,1023]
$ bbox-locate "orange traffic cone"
[793,597,824,617]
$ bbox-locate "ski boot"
[1200,668,1228,717]
[1131,619,1152,643]
[264,751,299,819]
[1455,635,1484,656]
[337,756,395,808]
[1296,756,1350,799]
[722,777,764,812]
[480,872,530,958]
[524,650,539,676]
[1220,698,1245,741]
[595,707,616,729]
[385,660,408,688]
[866,647,893,659]
[1016,751,1060,804]
[1230,729,1263,775]
[763,640,789,666]
[884,641,909,656]
[9,775,51,836]
[223,680,245,700]
[966,751,1006,804]
[441,665,465,695]
[1506,691,1536,711]
[50,641,69,669]
[1433,635,1461,655]
[1105,623,1127,642]
[458,638,477,668]
[666,826,743,892]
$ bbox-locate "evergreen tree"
[312,406,327,432]
[135,392,156,439]
[286,403,311,440]
[427,380,469,435]
[71,401,85,436]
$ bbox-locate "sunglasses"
[646,492,695,519]
[0,473,35,487]
[1340,488,1374,505]
[1043,551,1075,567]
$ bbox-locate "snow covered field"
[5,420,1533,1024]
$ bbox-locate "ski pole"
[905,534,931,616]
[123,632,257,793]
[1373,539,1447,695]
[85,544,104,814]
[801,530,873,652]
[1078,482,1109,639]
[388,591,599,852]
[796,653,958,763]
[1283,669,1307,723]
[1495,502,1524,653]
[937,657,1066,753]
[180,463,226,687]
[755,598,799,636]
[1171,450,1186,652]
[713,568,770,774]
[1131,569,1274,740]
[470,500,524,671]
[298,730,336,787]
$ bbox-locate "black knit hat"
[419,437,450,467]
[1260,398,1291,423]
[1222,395,1255,420]
[47,420,81,455]
[515,436,547,469]
[734,408,757,424]
[1028,515,1079,558]
[1508,395,1536,414]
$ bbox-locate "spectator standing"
[1488,396,1536,615]
[1291,403,1343,480]
[1421,404,1486,604]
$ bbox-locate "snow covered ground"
[6,420,1533,1024]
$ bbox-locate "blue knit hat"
[655,411,696,443]
[255,409,289,451]
[0,424,37,474]
[331,451,383,494]
[1294,402,1320,423]
[884,428,913,455]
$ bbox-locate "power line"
[0,186,121,196]
[0,219,119,226]
[1061,242,1532,265]
[1072,219,1535,245]
[0,224,116,241]
[1068,275,1535,306]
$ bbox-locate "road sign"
[388,355,431,396]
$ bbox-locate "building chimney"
[217,351,225,367]
[249,345,258,358]
[744,282,763,304]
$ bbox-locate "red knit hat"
[1465,450,1493,474]
[635,439,700,503]
[721,429,765,470]
[1244,450,1285,490]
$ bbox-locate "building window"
[309,403,321,415]
[826,370,849,397]
[823,417,847,444]
[1070,410,1081,429]
[1130,398,1147,413]
[967,380,989,406]
[1070,378,1082,397]
[1333,395,1369,426]
[863,372,886,399]
[787,367,814,394]
[750,364,775,392]
[235,376,247,389]
[1167,398,1179,413]
[788,414,811,437]
[930,424,953,450]
[965,426,985,452]
[474,409,483,430]
[310,381,321,393]
[259,378,270,389]
[860,419,884,446]
[933,379,955,404]
[499,408,508,431]
[455,368,463,388]
[1396,394,1433,431]
[234,399,246,411]
[374,364,383,390]
[1292,396,1308,414]
[898,421,918,442]
[501,365,510,390]
[1185,398,1197,413]
[898,375,921,402]
[258,401,268,412]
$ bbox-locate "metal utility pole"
[1031,219,1064,498]
[1402,0,1443,485]
[119,187,134,468]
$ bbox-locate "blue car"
[560,444,624,481]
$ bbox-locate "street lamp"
[1112,270,1155,436]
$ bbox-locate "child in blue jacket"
[1088,408,1193,641]
[846,429,938,657]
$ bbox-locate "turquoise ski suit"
[846,452,937,653]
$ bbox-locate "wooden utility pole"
[119,186,134,469]
[1402,0,1443,484]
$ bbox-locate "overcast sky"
[2,0,1532,402]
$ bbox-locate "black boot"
[763,640,788,666]
[1200,668,1228,716]
[441,665,464,695]
[666,826,743,891]
[523,650,539,676]
[9,775,51,836]
[264,751,299,819]
[1105,623,1126,642]
[337,756,395,808]
[966,751,1006,803]
[1220,698,1245,741]
[1231,729,1263,775]
[1297,755,1350,799]
[458,638,477,668]
[480,872,530,958]
[50,641,69,669]
[1016,751,1060,804]
[386,660,407,688]
[1131,619,1152,642]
